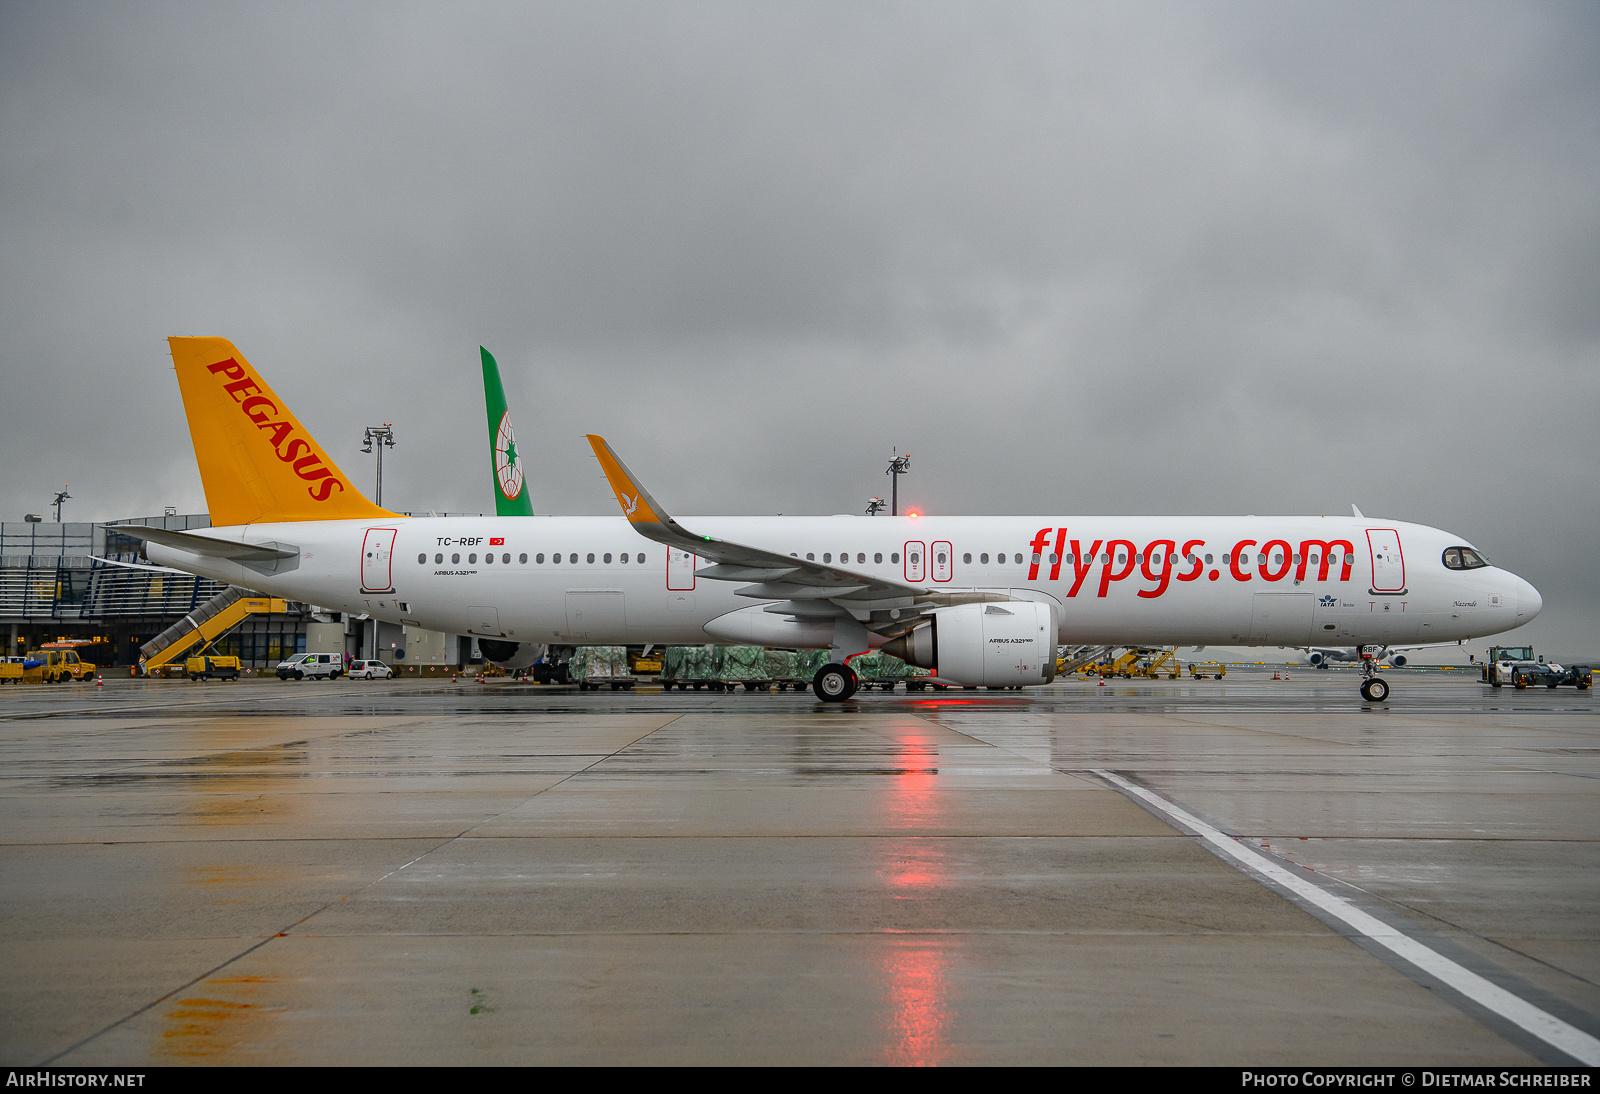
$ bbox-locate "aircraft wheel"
[813,664,856,702]
[1359,677,1390,702]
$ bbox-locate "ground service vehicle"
[122,337,1545,704]
[190,655,239,680]
[1510,661,1592,690]
[1482,646,1537,687]
[185,655,241,680]
[40,649,95,683]
[348,659,394,679]
[275,653,343,680]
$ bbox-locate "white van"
[275,653,343,681]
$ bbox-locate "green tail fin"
[481,347,534,516]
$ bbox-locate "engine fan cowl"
[881,601,1056,687]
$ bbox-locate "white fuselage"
[145,514,1540,649]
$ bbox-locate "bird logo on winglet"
[621,492,639,518]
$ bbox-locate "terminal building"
[0,515,478,673]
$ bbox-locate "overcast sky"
[2,0,1595,654]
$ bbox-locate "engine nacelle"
[1389,653,1407,667]
[881,601,1057,687]
[478,639,545,671]
[1307,650,1325,667]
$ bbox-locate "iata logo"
[495,410,524,500]
[1320,595,1338,606]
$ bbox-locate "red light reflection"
[876,738,955,1064]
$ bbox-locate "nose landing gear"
[1358,645,1390,702]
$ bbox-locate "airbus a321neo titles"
[118,338,1542,703]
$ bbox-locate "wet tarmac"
[2,669,1596,1065]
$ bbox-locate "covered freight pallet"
[568,646,629,682]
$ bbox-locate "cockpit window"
[1442,546,1490,570]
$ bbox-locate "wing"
[585,435,1006,634]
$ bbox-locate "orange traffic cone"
[96,675,103,688]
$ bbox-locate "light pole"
[51,485,71,522]
[885,451,910,516]
[361,425,396,507]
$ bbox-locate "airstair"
[137,588,290,675]
[1058,645,1116,675]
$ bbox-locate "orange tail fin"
[168,337,395,526]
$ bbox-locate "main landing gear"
[1358,645,1390,703]
[813,663,858,702]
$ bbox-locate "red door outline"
[932,540,953,582]
[361,528,398,593]
[1366,528,1406,593]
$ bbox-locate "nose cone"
[1513,574,1542,623]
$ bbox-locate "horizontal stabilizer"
[108,525,298,563]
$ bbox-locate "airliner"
[119,338,1541,703]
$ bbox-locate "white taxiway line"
[1091,768,1600,1066]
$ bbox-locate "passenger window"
[417,553,426,564]
[435,553,443,564]
[857,553,865,564]
[619,553,627,564]
[485,553,493,564]
[604,553,612,564]
[981,553,989,564]
[552,553,561,564]
[1014,554,1023,564]
[807,553,815,561]
[520,554,528,563]
[891,552,899,563]
[875,553,883,564]
[964,553,972,564]
[587,553,595,563]
[939,552,948,565]
[1205,554,1213,565]
[910,553,919,565]
[452,553,460,564]
[469,553,477,563]
[638,553,646,564]
[1049,553,1058,564]
[569,554,578,564]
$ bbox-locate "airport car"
[348,659,394,680]
[275,653,343,681]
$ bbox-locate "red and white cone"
[96,675,103,687]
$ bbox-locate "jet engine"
[1389,653,1408,668]
[477,639,545,671]
[1307,650,1326,667]
[881,601,1057,687]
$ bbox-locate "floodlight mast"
[51,485,71,522]
[885,451,910,516]
[361,425,396,507]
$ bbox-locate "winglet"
[1352,504,1365,518]
[585,434,675,530]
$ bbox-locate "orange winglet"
[585,434,664,526]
